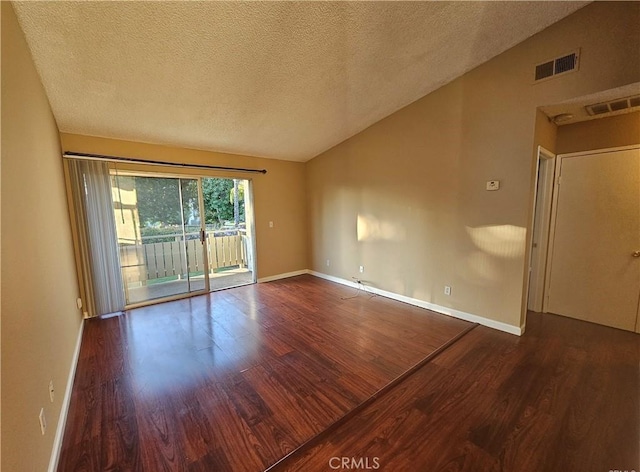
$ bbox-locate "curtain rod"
[63,151,268,174]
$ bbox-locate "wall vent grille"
[585,95,640,116]
[534,50,579,82]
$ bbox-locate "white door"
[546,147,640,331]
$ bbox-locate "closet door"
[546,147,640,331]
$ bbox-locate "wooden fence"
[120,230,248,286]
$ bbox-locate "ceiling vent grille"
[534,50,580,82]
[585,95,640,116]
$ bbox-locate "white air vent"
[534,50,580,82]
[586,95,640,116]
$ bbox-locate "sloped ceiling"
[13,1,588,162]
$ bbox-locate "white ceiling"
[13,1,588,162]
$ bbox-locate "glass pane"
[112,174,206,305]
[201,177,255,290]
[180,178,206,293]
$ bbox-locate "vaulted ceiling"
[13,1,588,162]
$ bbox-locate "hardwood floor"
[58,276,639,471]
[57,275,472,471]
[275,311,640,472]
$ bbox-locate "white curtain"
[67,159,125,316]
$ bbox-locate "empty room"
[2,1,639,471]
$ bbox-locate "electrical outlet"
[359,265,364,273]
[39,408,47,435]
[444,286,452,296]
[326,259,330,267]
[49,380,55,403]
[268,221,274,228]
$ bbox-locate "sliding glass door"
[112,174,209,305]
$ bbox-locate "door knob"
[633,251,640,258]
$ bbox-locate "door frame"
[543,144,640,314]
[243,179,259,285]
[526,146,556,313]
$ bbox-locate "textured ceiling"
[13,1,588,162]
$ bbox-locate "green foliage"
[134,176,183,226]
[125,176,244,230]
[229,183,245,204]
[139,226,182,238]
[140,226,182,243]
[202,178,245,226]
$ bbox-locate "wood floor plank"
[193,379,265,472]
[100,376,141,471]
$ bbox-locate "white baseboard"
[309,271,523,336]
[48,319,85,472]
[257,269,310,284]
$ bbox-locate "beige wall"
[556,111,640,154]
[0,4,3,466]
[1,3,83,472]
[307,2,640,330]
[60,134,308,280]
[0,4,3,465]
[533,109,558,155]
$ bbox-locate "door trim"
[244,179,258,284]
[553,144,640,159]
[526,146,556,313]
